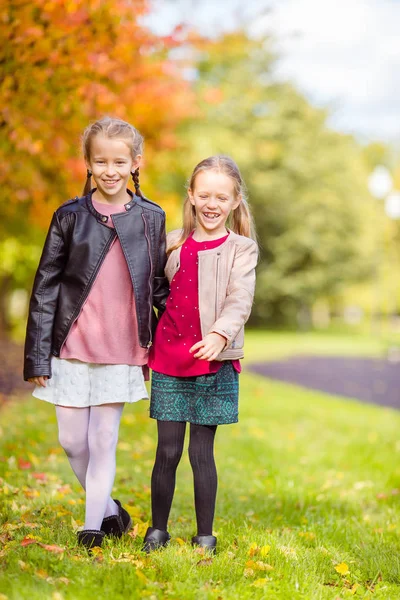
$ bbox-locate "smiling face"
[87,134,141,204]
[189,169,241,239]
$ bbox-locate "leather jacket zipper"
[142,212,154,348]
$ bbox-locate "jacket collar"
[85,188,137,223]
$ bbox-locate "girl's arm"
[24,212,68,381]
[208,240,258,347]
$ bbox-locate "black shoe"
[142,526,170,553]
[191,534,217,554]
[101,499,132,538]
[77,529,105,549]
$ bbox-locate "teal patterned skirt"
[150,361,239,425]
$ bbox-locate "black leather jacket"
[24,189,169,381]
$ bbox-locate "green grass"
[1,332,400,599]
[243,328,392,363]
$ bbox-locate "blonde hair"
[168,155,257,255]
[81,116,144,196]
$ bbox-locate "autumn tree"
[0,0,194,334]
[175,32,380,326]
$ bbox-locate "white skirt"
[33,357,149,407]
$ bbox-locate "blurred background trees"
[0,0,397,337]
[0,0,193,335]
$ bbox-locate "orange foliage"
[0,0,195,231]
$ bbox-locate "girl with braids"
[24,116,169,550]
[143,156,258,554]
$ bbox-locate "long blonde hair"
[168,155,257,255]
[81,116,144,197]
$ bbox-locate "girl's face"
[87,135,141,204]
[189,170,241,238]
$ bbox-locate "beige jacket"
[165,230,258,360]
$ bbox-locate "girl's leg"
[188,424,218,536]
[84,403,124,531]
[55,406,90,489]
[55,405,117,519]
[151,421,186,531]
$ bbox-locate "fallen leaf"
[244,568,255,578]
[197,558,213,566]
[125,505,142,518]
[128,523,139,539]
[57,484,72,495]
[90,547,103,559]
[70,516,81,532]
[35,568,49,579]
[20,536,37,547]
[27,453,39,466]
[248,542,259,557]
[0,533,11,544]
[260,545,271,557]
[251,578,269,587]
[335,563,349,575]
[18,459,32,470]
[136,522,149,537]
[245,560,273,571]
[175,537,186,546]
[32,473,47,481]
[23,488,40,499]
[38,543,64,554]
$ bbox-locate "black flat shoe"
[101,499,132,538]
[77,529,105,549]
[142,526,170,553]
[191,534,217,554]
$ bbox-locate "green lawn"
[243,329,392,363]
[1,332,400,599]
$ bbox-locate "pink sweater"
[61,199,148,366]
[148,232,241,376]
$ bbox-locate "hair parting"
[167,155,257,255]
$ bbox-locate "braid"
[132,167,144,198]
[83,169,92,196]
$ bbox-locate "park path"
[249,355,400,410]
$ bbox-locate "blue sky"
[145,0,400,143]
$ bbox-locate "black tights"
[151,421,217,535]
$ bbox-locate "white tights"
[55,403,124,531]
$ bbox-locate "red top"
[61,199,148,367]
[149,232,241,377]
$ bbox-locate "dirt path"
[248,355,400,409]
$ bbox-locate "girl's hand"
[189,333,227,361]
[28,376,48,388]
